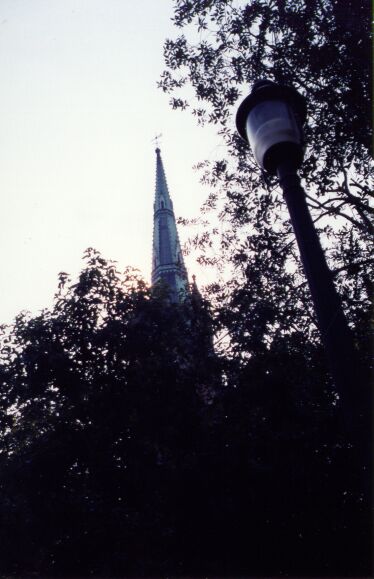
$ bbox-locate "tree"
[0,249,221,576]
[0,248,371,576]
[159,0,372,347]
[158,3,372,574]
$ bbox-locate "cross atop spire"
[151,147,188,301]
[152,133,162,149]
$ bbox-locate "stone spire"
[151,147,188,300]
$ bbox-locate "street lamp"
[236,79,362,421]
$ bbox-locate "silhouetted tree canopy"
[0,250,371,576]
[160,0,372,348]
[0,250,220,575]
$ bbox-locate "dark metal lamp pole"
[235,80,364,423]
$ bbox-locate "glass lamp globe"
[236,80,307,174]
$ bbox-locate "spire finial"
[152,133,162,152]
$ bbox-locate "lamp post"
[235,80,362,422]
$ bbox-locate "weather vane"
[152,133,162,148]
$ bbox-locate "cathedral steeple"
[152,147,188,300]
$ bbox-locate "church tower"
[152,147,188,300]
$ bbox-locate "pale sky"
[0,0,222,324]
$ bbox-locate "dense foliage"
[0,251,371,576]
[160,0,372,344]
[0,251,218,575]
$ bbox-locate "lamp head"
[236,79,307,174]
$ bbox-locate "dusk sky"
[0,0,223,323]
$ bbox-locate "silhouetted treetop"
[160,0,372,344]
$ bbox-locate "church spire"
[152,147,188,300]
